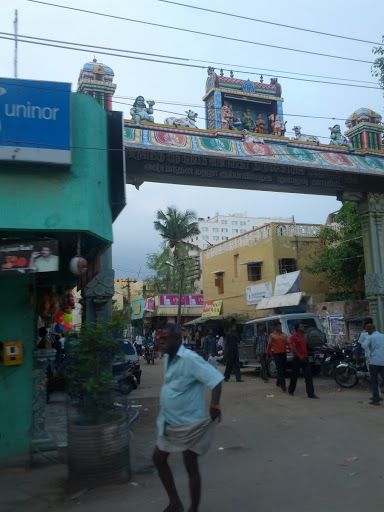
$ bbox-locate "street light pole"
[177,260,185,325]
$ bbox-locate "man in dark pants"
[266,321,290,391]
[288,323,319,399]
[224,324,243,382]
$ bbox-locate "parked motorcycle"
[144,343,155,365]
[318,344,345,377]
[112,360,138,394]
[334,343,369,388]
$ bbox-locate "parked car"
[238,313,326,377]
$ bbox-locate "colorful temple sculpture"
[123,67,384,331]
[203,67,285,135]
[345,108,384,151]
[77,58,116,111]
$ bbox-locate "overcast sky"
[1,0,383,279]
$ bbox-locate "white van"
[238,313,325,377]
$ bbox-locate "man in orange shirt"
[288,323,319,399]
[266,321,290,392]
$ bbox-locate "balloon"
[55,323,64,333]
[63,314,72,323]
[54,312,64,324]
[63,322,73,331]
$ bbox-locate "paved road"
[2,357,384,512]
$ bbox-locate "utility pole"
[177,260,185,325]
[14,10,18,78]
[127,278,132,332]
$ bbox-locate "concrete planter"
[68,412,131,488]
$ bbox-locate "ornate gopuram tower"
[345,108,384,151]
[77,58,116,111]
[203,67,284,135]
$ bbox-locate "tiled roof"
[217,76,276,91]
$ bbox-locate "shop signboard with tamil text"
[0,78,71,165]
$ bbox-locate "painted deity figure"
[255,113,266,134]
[269,114,284,136]
[130,96,155,126]
[221,102,241,130]
[242,108,255,131]
[329,125,353,150]
[220,102,233,130]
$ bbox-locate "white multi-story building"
[187,212,295,250]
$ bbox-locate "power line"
[113,95,351,122]
[158,0,382,46]
[26,0,374,64]
[0,34,380,90]
[1,29,376,85]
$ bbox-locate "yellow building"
[202,222,329,319]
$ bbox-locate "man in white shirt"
[362,324,384,405]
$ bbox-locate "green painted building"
[0,78,125,460]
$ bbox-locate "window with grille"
[278,258,297,274]
[247,263,262,281]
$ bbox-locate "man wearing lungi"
[153,322,223,512]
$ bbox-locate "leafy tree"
[149,206,200,297]
[305,202,365,300]
[372,36,384,93]
[145,242,199,294]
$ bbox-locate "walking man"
[254,324,269,382]
[266,321,290,391]
[153,323,223,512]
[362,324,384,406]
[203,328,216,360]
[288,323,319,399]
[224,324,243,382]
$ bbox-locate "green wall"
[0,276,34,458]
[0,93,113,243]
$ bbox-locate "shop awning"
[183,313,245,326]
[256,292,304,310]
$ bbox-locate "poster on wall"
[0,240,59,274]
[144,298,155,312]
[202,300,223,317]
[274,270,301,296]
[246,282,273,305]
[327,315,346,336]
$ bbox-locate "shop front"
[0,78,125,460]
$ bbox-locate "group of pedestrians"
[254,320,319,398]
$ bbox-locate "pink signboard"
[159,295,204,307]
[144,298,155,312]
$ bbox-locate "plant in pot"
[66,321,131,488]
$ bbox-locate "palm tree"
[154,207,200,322]
[154,206,200,258]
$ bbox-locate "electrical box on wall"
[2,341,23,366]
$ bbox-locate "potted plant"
[66,321,131,489]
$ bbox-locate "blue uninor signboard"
[0,78,71,165]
